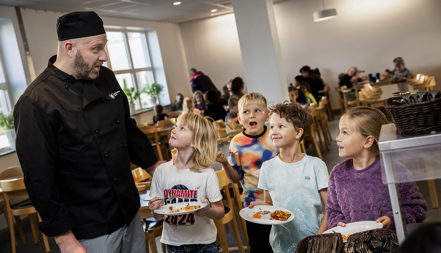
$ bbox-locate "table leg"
[424,158,439,208]
[382,152,407,244]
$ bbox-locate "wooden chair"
[1,178,50,253]
[225,121,243,136]
[0,166,28,246]
[303,107,323,160]
[316,98,332,151]
[167,110,182,119]
[143,218,165,253]
[232,182,250,251]
[340,87,359,112]
[215,170,245,253]
[156,118,176,128]
[213,119,226,130]
[318,84,333,120]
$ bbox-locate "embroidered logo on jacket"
[109,91,120,99]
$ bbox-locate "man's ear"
[364,136,375,149]
[64,40,76,57]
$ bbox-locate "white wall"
[180,0,441,109]
[180,14,246,91]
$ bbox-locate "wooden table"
[362,82,418,108]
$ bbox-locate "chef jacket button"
[123,144,127,147]
[114,178,117,181]
[116,120,120,124]
[105,154,109,158]
[95,130,99,134]
[105,97,109,101]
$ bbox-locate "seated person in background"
[385,57,403,76]
[171,93,183,111]
[182,97,201,115]
[327,107,427,230]
[288,86,299,103]
[393,58,413,82]
[296,86,313,106]
[193,90,206,112]
[294,75,303,89]
[204,89,227,121]
[153,104,168,124]
[229,77,245,99]
[299,81,317,105]
[225,97,239,123]
[300,65,324,101]
[221,84,230,101]
[339,66,364,89]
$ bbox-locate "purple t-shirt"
[326,156,427,229]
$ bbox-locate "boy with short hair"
[216,92,277,253]
[256,102,329,252]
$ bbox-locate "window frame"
[0,46,14,154]
[104,29,157,113]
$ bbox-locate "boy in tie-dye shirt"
[216,92,277,253]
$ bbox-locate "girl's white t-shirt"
[149,161,222,246]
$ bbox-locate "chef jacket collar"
[48,55,104,108]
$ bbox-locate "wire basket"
[383,97,441,136]
[295,233,344,253]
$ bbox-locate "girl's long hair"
[176,113,217,172]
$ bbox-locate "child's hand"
[195,199,210,217]
[337,222,346,227]
[216,151,228,164]
[376,216,392,229]
[148,197,163,211]
[248,201,257,208]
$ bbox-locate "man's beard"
[73,53,100,80]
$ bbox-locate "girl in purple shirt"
[326,107,427,229]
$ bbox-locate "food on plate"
[270,210,292,221]
[168,203,201,213]
[332,230,352,241]
[252,213,262,219]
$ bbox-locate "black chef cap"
[57,11,105,41]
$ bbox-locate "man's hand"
[216,151,228,164]
[144,161,165,176]
[248,201,257,208]
[376,216,392,229]
[55,230,88,253]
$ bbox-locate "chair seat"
[224,206,230,214]
[143,218,163,232]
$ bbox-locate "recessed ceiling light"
[211,9,217,12]
[173,2,181,5]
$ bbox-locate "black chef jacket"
[14,56,158,239]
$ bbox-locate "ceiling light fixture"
[313,0,337,22]
[211,9,217,12]
[173,2,181,5]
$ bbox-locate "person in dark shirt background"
[189,68,219,94]
[300,65,324,101]
[204,89,227,121]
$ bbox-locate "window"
[105,30,159,112]
[0,49,13,153]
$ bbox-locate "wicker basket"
[383,97,441,136]
[344,228,399,253]
[295,233,344,253]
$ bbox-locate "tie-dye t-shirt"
[259,155,329,253]
[228,126,277,206]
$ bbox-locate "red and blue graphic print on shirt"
[163,184,199,226]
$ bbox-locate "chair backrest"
[215,170,234,208]
[225,121,242,131]
[213,119,225,129]
[0,166,23,180]
[156,118,176,127]
[167,111,182,118]
[0,178,26,193]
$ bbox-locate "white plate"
[239,205,294,225]
[323,221,383,240]
[154,202,207,216]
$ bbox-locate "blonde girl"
[327,107,427,229]
[182,97,201,115]
[149,113,224,253]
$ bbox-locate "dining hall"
[0,0,440,252]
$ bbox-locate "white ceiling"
[0,0,286,23]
